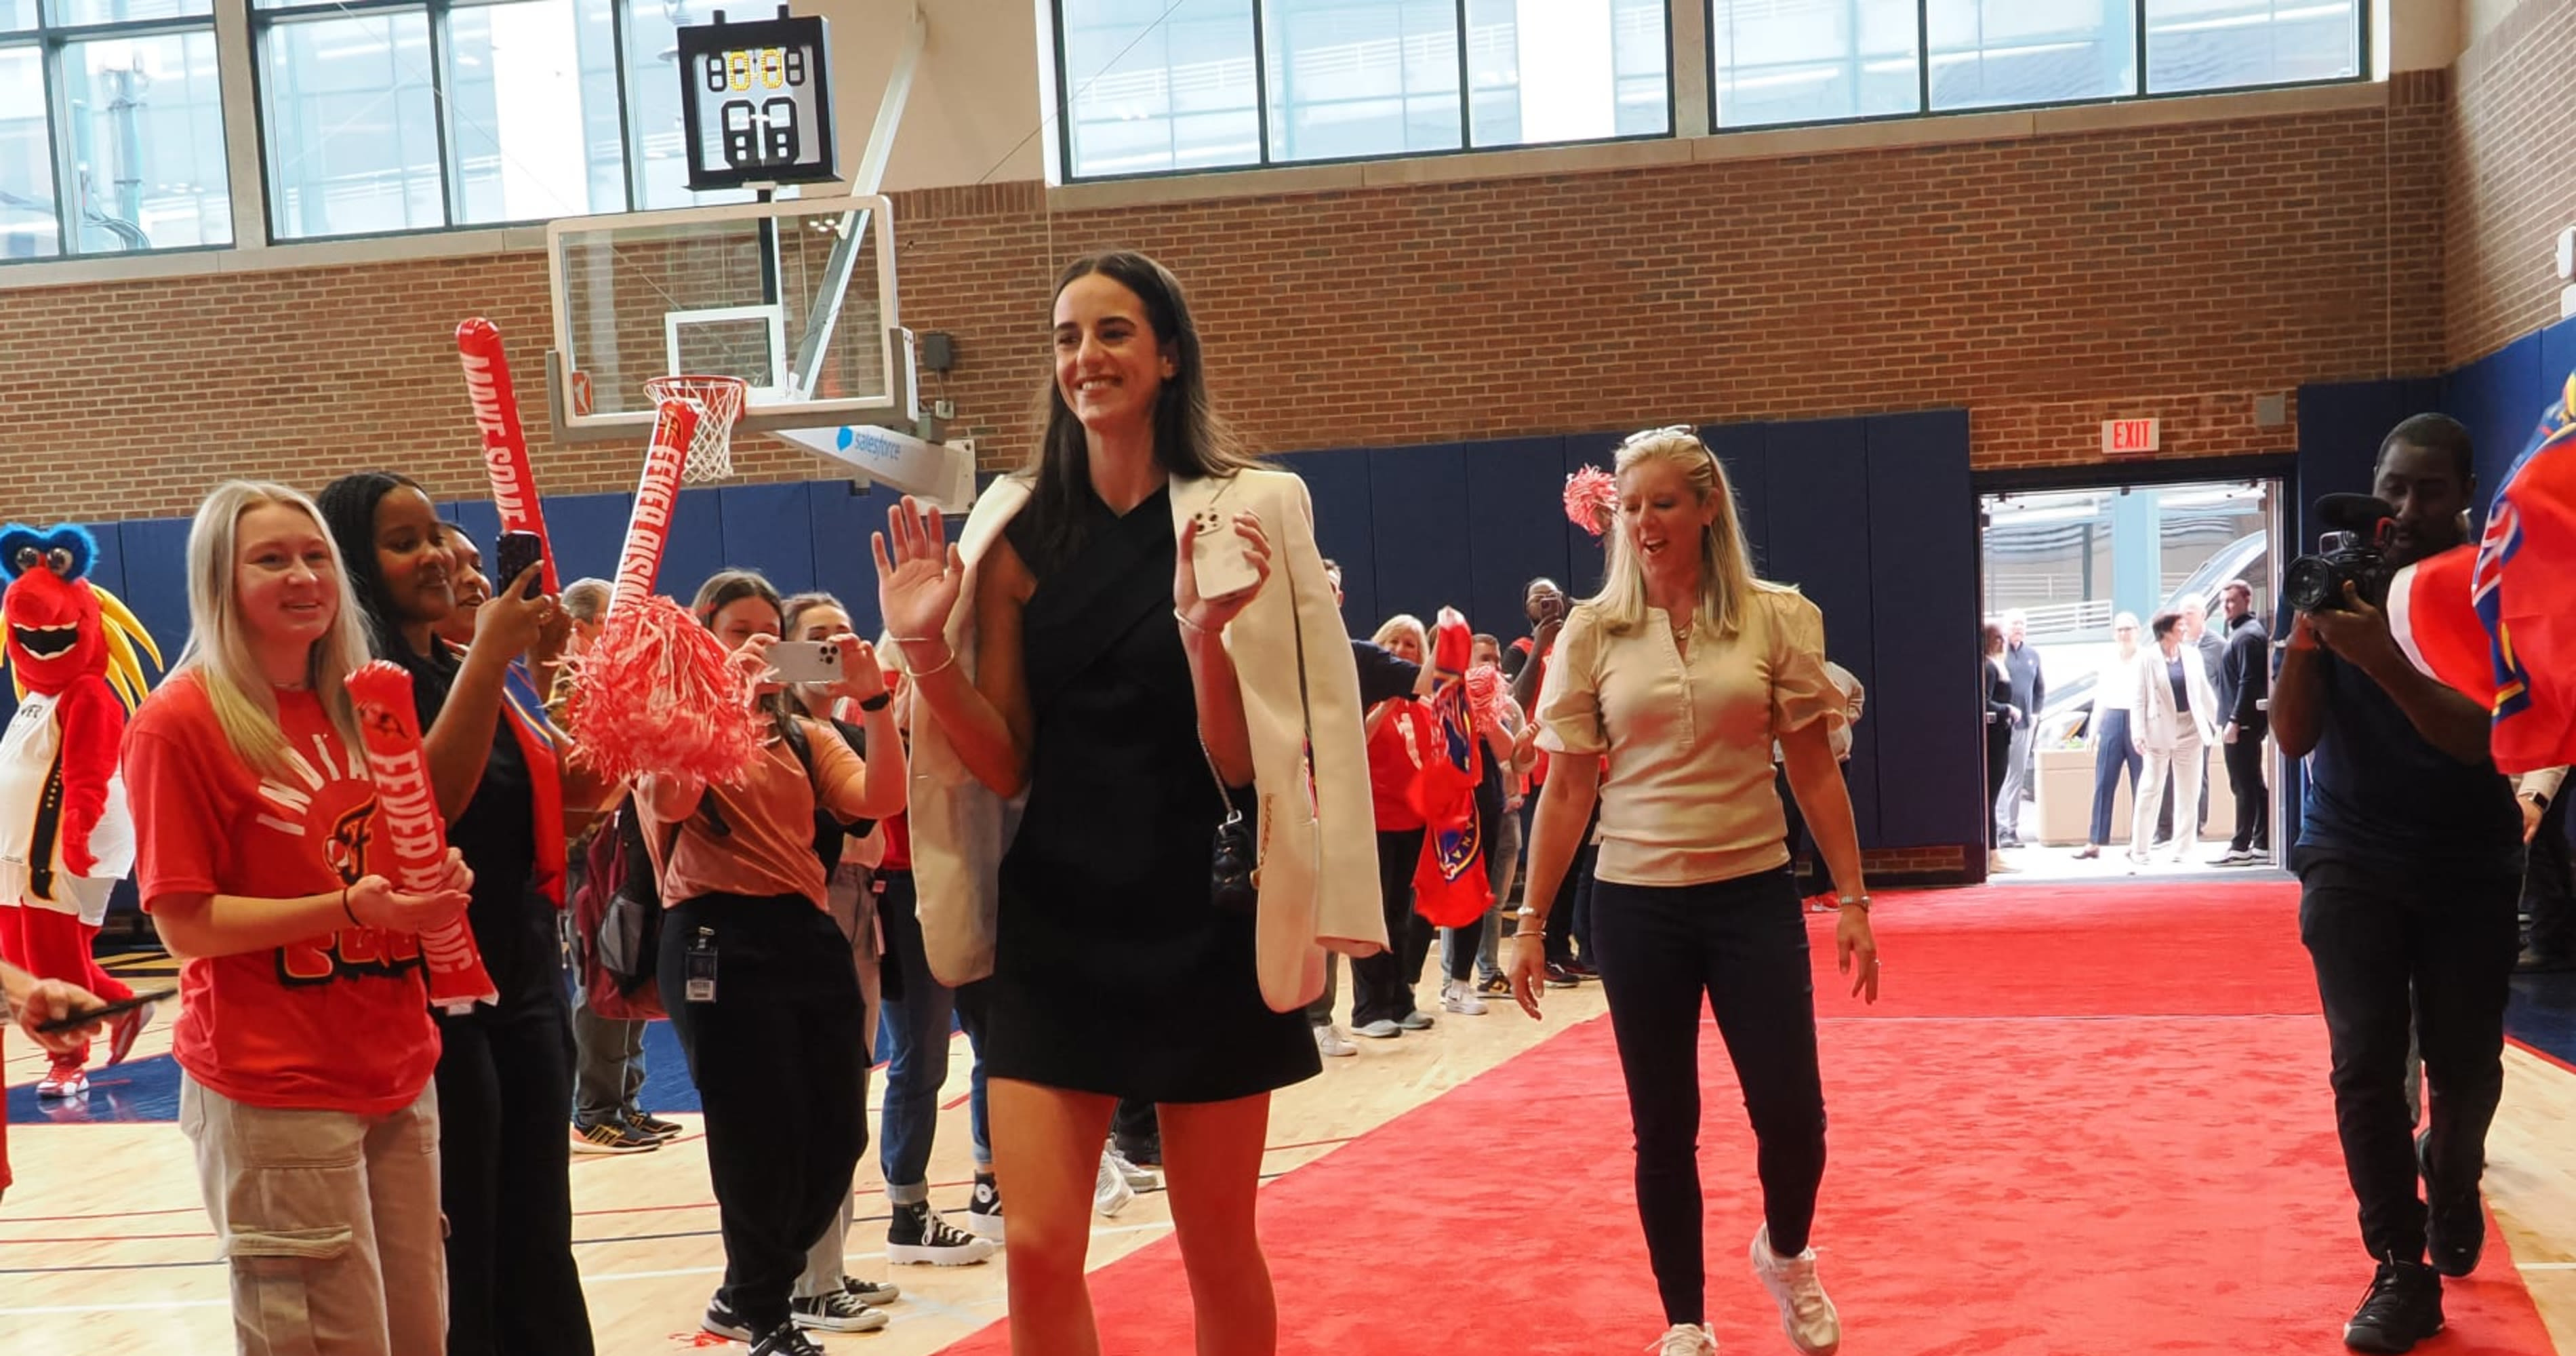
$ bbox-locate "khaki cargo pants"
[180,1076,446,1355]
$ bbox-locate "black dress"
[982,483,1320,1103]
[1984,656,2016,852]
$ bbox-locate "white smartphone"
[1191,507,1262,599]
[767,639,842,684]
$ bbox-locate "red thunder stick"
[345,660,496,1014]
[456,318,560,593]
[610,399,696,612]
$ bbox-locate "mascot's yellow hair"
[1,586,164,713]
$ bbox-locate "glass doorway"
[1978,477,2286,880]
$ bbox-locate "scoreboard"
[675,7,839,192]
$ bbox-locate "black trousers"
[1111,1096,1160,1161]
[2223,727,2270,853]
[1352,827,1430,1026]
[1591,869,1828,1327]
[435,969,593,1356]
[2527,790,2573,959]
[2295,850,2519,1264]
[661,893,870,1334]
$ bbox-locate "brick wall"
[0,92,2449,524]
[2445,0,2576,367]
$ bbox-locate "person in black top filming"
[2272,414,2524,1356]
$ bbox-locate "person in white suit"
[877,251,1384,1356]
[2130,610,2222,866]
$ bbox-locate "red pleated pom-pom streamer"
[563,594,763,786]
[1564,465,1617,538]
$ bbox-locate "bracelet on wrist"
[857,691,893,713]
[1838,894,1871,913]
[1173,608,1217,637]
[341,887,361,927]
[903,642,957,679]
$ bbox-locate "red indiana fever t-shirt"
[124,673,439,1116]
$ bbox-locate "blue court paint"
[6,1051,186,1125]
[2507,971,2576,1066]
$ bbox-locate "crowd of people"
[0,248,2556,1356]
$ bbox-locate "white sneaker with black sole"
[1441,979,1487,1016]
[887,1199,997,1266]
[1750,1224,1842,1355]
[790,1288,889,1332]
[967,1170,1006,1242]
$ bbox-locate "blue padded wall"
[1761,418,1882,844]
[2442,333,2548,530]
[1460,437,1573,642]
[1365,443,1475,634]
[1862,410,1979,849]
[1702,422,1771,576]
[1276,448,1379,630]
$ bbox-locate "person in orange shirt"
[125,479,474,1356]
[642,569,906,1356]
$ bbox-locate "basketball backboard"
[542,193,915,442]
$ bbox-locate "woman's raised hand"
[872,497,964,646]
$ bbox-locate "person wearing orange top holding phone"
[125,481,476,1356]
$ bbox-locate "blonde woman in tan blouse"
[1509,426,1880,1356]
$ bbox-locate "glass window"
[444,0,624,223]
[1264,0,1460,163]
[1,0,33,31]
[0,44,59,259]
[1927,0,2135,111]
[261,9,443,239]
[1711,0,1920,128]
[2146,0,2360,94]
[1465,0,1668,148]
[624,0,756,207]
[1061,0,1260,179]
[59,30,231,252]
[50,0,211,24]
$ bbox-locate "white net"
[645,375,748,483]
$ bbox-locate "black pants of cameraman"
[2295,850,2519,1263]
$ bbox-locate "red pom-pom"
[564,595,762,786]
[1564,466,1617,538]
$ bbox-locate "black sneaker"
[887,1199,996,1265]
[627,1109,684,1140]
[967,1170,1006,1241]
[842,1274,900,1306]
[702,1295,754,1341]
[2343,1257,2443,1353]
[2419,1133,2484,1277]
[1544,963,1584,986]
[571,1119,660,1155]
[788,1288,889,1332]
[749,1322,826,1355]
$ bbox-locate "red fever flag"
[345,660,496,1014]
[1410,607,1492,928]
[2387,369,2576,774]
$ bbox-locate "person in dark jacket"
[2213,580,2270,865]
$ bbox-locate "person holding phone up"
[317,473,609,1356]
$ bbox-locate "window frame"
[1706,0,2373,136]
[247,0,637,245]
[1048,0,1680,186]
[1,0,233,264]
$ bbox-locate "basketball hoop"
[645,374,747,483]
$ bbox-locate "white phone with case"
[1191,507,1262,600]
[766,639,842,685]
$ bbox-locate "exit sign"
[2103,418,2160,456]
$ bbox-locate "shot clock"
[675,6,839,192]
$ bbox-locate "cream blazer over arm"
[904,468,1388,1014]
[2135,645,2222,749]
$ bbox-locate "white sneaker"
[1104,1146,1160,1191]
[1441,979,1487,1016]
[1750,1225,1841,1355]
[1313,1024,1357,1058]
[790,1288,889,1332]
[1648,1322,1717,1355]
[1093,1151,1136,1218]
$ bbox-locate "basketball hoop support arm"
[789,0,923,400]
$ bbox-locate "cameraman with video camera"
[2272,414,2524,1355]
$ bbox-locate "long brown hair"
[1021,251,1258,572]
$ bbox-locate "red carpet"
[938,883,2559,1355]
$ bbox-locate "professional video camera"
[2283,493,2400,614]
